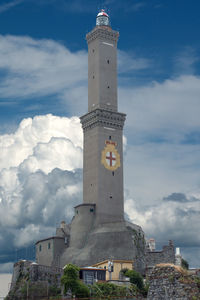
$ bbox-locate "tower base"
[59,214,146,274]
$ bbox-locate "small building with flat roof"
[92,259,133,281]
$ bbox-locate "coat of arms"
[101,140,120,171]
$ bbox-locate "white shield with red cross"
[106,151,116,167]
[101,141,120,171]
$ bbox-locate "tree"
[61,263,89,298]
[181,258,189,270]
[125,269,144,290]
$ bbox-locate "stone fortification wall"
[147,264,200,300]
[146,240,175,272]
[11,260,63,290]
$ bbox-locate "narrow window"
[112,171,114,176]
[77,210,78,214]
[92,49,95,53]
[39,245,42,252]
[109,136,111,140]
[107,86,110,89]
[48,242,51,249]
[90,208,94,212]
[107,59,110,64]
[93,75,95,79]
[110,196,112,199]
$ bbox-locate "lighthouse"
[80,9,126,224]
[36,10,146,273]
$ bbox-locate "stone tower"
[81,10,126,224]
[36,10,146,273]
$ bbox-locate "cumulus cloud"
[125,194,200,267]
[0,114,83,268]
[0,114,82,170]
[0,33,199,269]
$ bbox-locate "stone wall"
[147,264,200,299]
[146,240,175,273]
[11,260,63,290]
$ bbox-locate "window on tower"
[107,59,110,64]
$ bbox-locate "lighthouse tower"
[58,10,145,272]
[81,10,126,224]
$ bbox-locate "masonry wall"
[146,241,175,271]
[11,260,63,290]
[147,264,200,300]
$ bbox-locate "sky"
[0,0,200,290]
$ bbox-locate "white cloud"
[174,47,199,75]
[0,0,23,13]
[0,34,200,268]
[124,143,200,205]
[0,35,88,100]
[0,113,199,268]
[118,50,150,73]
[0,35,151,116]
[0,114,82,170]
[0,114,83,261]
[125,194,200,267]
[120,74,200,143]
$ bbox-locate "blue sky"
[0,0,200,287]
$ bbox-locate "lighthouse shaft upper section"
[86,25,119,112]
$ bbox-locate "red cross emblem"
[106,151,116,167]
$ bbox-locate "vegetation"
[125,269,144,289]
[90,282,132,297]
[61,263,90,298]
[181,258,189,270]
[124,269,149,296]
[120,267,129,276]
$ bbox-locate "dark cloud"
[163,192,188,202]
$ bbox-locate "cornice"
[80,109,126,131]
[86,27,119,44]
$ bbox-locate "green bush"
[75,281,90,298]
[61,263,89,298]
[120,267,129,276]
[125,269,144,290]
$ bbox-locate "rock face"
[147,264,200,300]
